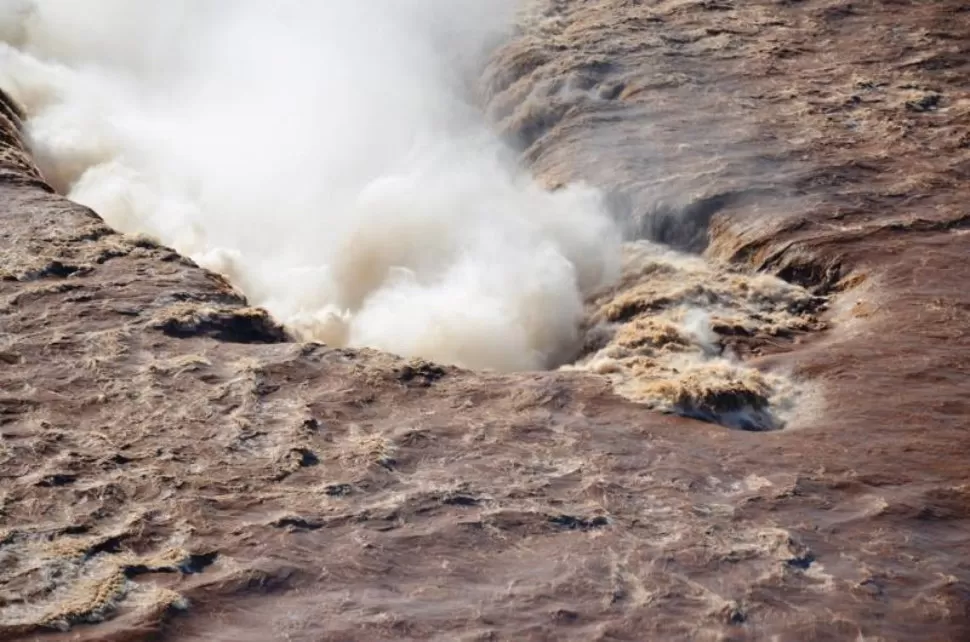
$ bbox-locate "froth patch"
[568,241,826,430]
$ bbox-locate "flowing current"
[0,0,621,371]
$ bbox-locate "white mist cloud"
[0,0,620,370]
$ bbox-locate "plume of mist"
[0,0,621,371]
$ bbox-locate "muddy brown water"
[2,0,970,640]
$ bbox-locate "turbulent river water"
[0,0,821,430]
[2,1,970,640]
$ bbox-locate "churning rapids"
[3,1,970,640]
[0,0,820,430]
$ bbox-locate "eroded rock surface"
[2,1,970,640]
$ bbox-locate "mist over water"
[0,0,621,371]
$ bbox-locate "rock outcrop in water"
[2,1,970,640]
